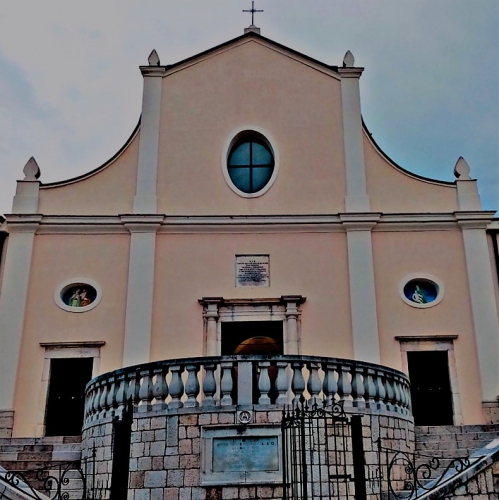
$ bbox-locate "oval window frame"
[221,126,280,198]
[54,278,102,313]
[399,273,444,309]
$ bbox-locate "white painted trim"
[221,126,280,198]
[340,75,370,212]
[133,73,163,214]
[399,273,444,309]
[199,297,304,356]
[346,229,380,364]
[122,229,158,367]
[35,344,102,438]
[54,277,102,313]
[0,229,37,410]
[460,226,499,401]
[163,37,341,81]
[398,337,463,426]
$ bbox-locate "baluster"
[291,361,305,404]
[99,383,109,419]
[306,362,321,405]
[405,379,413,414]
[351,366,365,409]
[169,365,185,409]
[392,376,401,413]
[127,369,141,406]
[114,374,127,419]
[322,362,338,406]
[106,376,118,417]
[138,369,154,412]
[92,384,101,421]
[337,365,352,407]
[258,361,271,405]
[184,364,200,408]
[364,368,376,409]
[374,370,386,411]
[202,363,217,407]
[84,387,93,422]
[220,362,233,406]
[384,375,394,412]
[152,366,168,410]
[275,361,289,405]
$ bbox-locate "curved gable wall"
[37,132,139,215]
[364,132,458,213]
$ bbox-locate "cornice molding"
[4,212,495,235]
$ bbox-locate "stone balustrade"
[83,355,412,423]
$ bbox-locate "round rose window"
[403,279,439,305]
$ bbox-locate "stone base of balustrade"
[82,403,414,500]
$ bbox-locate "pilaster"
[456,211,499,401]
[0,217,41,410]
[122,217,162,367]
[133,52,166,214]
[12,157,41,214]
[199,297,223,356]
[341,214,381,364]
[338,54,370,212]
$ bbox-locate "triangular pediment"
[158,31,341,80]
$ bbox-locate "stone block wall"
[82,406,414,500]
[0,411,14,438]
[443,463,499,499]
[483,401,499,425]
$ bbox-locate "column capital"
[455,211,496,230]
[340,213,381,231]
[337,67,364,78]
[121,215,163,233]
[139,66,166,77]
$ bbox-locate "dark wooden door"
[45,357,93,436]
[407,351,453,426]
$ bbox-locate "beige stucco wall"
[364,133,458,213]
[151,231,353,360]
[13,234,129,436]
[373,229,483,423]
[37,132,139,215]
[157,40,346,215]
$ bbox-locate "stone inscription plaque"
[212,436,279,472]
[236,255,269,287]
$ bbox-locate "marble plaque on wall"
[236,255,270,287]
[213,436,279,472]
[201,426,282,485]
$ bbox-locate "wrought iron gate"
[282,400,366,500]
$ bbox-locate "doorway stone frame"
[395,335,462,425]
[36,341,105,437]
[198,296,306,357]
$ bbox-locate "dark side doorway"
[407,351,454,426]
[45,357,94,436]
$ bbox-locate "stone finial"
[343,50,355,68]
[454,156,471,180]
[148,49,160,66]
[23,157,41,181]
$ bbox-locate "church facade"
[0,28,498,499]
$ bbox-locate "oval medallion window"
[226,131,276,196]
[399,275,444,309]
[54,278,102,313]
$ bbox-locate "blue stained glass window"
[228,135,274,194]
[403,280,438,304]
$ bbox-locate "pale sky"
[0,0,497,215]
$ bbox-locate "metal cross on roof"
[243,1,263,26]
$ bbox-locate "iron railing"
[0,447,109,500]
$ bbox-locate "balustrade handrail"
[83,355,412,424]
